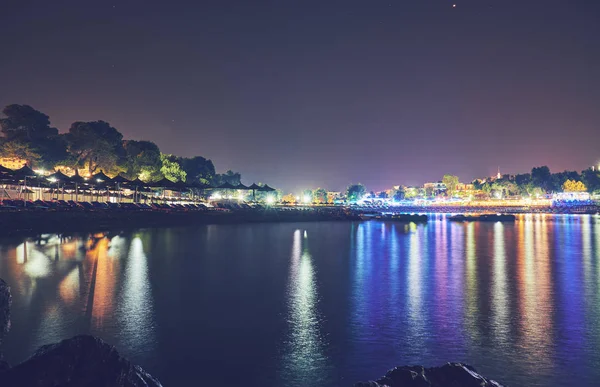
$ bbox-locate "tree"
[212,170,241,186]
[519,182,544,198]
[378,191,388,199]
[312,188,327,204]
[160,153,186,182]
[346,183,366,202]
[0,140,41,164]
[0,104,58,141]
[122,140,163,181]
[179,156,216,185]
[492,180,519,198]
[0,104,67,168]
[562,179,587,192]
[442,174,460,197]
[514,173,532,188]
[531,166,552,192]
[392,187,405,201]
[581,169,600,193]
[66,121,125,175]
[552,171,580,192]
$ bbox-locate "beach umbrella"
[89,171,113,202]
[11,166,38,203]
[261,184,276,192]
[111,175,130,203]
[46,171,72,183]
[12,165,37,180]
[235,183,249,190]
[68,171,87,202]
[151,178,178,189]
[46,171,72,200]
[126,178,151,202]
[0,168,14,183]
[91,170,113,184]
[248,183,262,201]
[150,178,179,201]
[112,174,131,184]
[127,178,149,188]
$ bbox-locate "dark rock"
[0,278,11,371]
[355,362,504,387]
[0,278,10,341]
[0,335,163,387]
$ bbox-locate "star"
[452,4,456,7]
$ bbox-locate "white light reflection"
[283,230,327,381]
[492,222,509,346]
[464,222,479,341]
[16,242,28,264]
[117,237,156,354]
[407,224,425,346]
[24,248,51,278]
[59,267,80,305]
[582,216,592,289]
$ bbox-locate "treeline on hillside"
[473,166,600,196]
[0,104,241,185]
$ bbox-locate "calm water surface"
[1,215,600,386]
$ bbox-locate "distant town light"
[303,195,311,204]
[48,177,57,183]
[266,195,275,204]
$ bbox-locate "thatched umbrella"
[248,183,261,201]
[46,171,72,200]
[111,174,130,202]
[0,164,13,174]
[90,171,113,201]
[150,178,179,201]
[91,170,113,185]
[11,166,37,204]
[69,171,87,202]
[126,178,150,202]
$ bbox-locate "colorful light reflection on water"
[0,216,600,386]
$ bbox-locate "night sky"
[1,0,599,192]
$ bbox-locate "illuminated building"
[423,182,447,196]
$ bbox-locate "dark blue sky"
[1,0,599,192]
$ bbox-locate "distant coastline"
[1,205,599,237]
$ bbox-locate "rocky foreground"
[0,278,162,387]
[355,363,504,387]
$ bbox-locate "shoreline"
[1,206,598,237]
